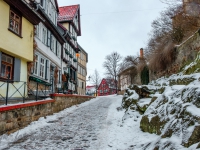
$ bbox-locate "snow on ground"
[0,95,161,150]
[1,90,199,149]
[98,96,158,150]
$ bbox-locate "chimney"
[140,48,144,59]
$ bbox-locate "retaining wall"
[0,94,94,135]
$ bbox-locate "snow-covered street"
[1,94,193,150]
[0,95,141,150]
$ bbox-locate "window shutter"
[74,71,76,81]
[45,60,49,80]
[50,34,52,50]
[56,40,58,56]
[14,58,21,81]
[47,30,51,47]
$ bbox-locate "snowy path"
[0,95,125,150]
[0,95,162,150]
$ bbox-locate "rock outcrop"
[122,73,200,149]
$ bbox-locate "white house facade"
[57,5,81,94]
[29,0,65,93]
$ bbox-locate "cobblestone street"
[2,96,118,150]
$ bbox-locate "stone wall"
[150,29,200,81]
[50,94,94,113]
[0,95,94,135]
[175,30,200,66]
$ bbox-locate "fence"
[0,79,52,106]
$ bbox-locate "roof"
[4,0,44,25]
[58,5,79,22]
[97,78,117,90]
[86,86,96,89]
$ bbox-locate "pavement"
[2,96,115,150]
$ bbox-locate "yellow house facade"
[0,0,42,99]
[77,44,88,95]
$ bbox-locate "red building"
[97,78,117,96]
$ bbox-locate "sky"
[57,0,168,84]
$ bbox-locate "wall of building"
[0,1,35,98]
[35,37,61,68]
[77,50,87,95]
[0,95,94,135]
[62,23,70,31]
[0,1,34,62]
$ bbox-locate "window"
[35,25,40,38]
[40,57,45,78]
[9,9,21,36]
[56,41,61,58]
[1,54,13,79]
[79,66,81,74]
[82,82,84,89]
[33,55,38,75]
[42,27,47,44]
[83,69,86,76]
[50,34,55,52]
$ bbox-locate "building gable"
[58,5,81,36]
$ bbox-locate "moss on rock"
[140,115,165,135]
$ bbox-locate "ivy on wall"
[141,66,149,85]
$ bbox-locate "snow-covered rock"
[122,57,200,149]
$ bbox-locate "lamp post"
[86,76,91,81]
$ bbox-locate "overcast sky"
[57,0,168,84]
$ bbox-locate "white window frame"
[57,41,61,58]
[51,34,55,52]
[33,54,39,76]
[42,27,47,44]
[36,25,40,38]
[39,57,45,78]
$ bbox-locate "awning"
[29,76,51,86]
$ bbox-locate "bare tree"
[145,1,200,77]
[159,0,182,6]
[103,52,122,93]
[90,69,101,96]
[118,55,139,81]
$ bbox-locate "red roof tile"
[58,5,79,22]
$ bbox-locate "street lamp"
[86,76,91,81]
